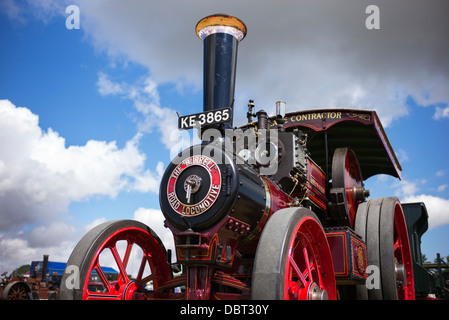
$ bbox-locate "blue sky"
[0,0,448,273]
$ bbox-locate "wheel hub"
[308,283,328,300]
[288,282,300,299]
[395,262,406,284]
[121,280,143,300]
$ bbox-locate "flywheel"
[329,147,370,227]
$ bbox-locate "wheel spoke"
[136,253,147,281]
[87,292,121,300]
[111,246,129,284]
[136,253,151,281]
[290,255,307,287]
[94,264,111,289]
[393,238,400,253]
[139,273,156,286]
[122,241,133,270]
[303,246,316,280]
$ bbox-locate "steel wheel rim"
[82,226,169,300]
[391,201,415,300]
[363,197,415,300]
[284,216,335,300]
[60,220,171,300]
[332,148,365,227]
[4,282,30,300]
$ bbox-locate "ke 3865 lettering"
[178,107,232,130]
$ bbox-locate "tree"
[11,264,30,277]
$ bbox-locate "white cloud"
[133,207,175,255]
[0,100,151,225]
[7,1,449,127]
[0,237,37,266]
[83,217,107,233]
[394,179,420,197]
[0,232,80,273]
[95,73,182,151]
[132,161,164,193]
[436,170,446,177]
[46,0,447,127]
[0,99,164,271]
[392,178,449,229]
[0,0,25,23]
[402,194,449,229]
[433,106,449,120]
[395,149,410,164]
[0,99,161,215]
[97,72,126,96]
[25,221,76,248]
[369,176,449,230]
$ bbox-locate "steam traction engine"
[60,15,415,300]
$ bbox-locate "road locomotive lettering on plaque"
[167,155,221,217]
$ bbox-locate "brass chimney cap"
[195,14,247,41]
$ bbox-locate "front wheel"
[252,207,336,300]
[59,220,172,300]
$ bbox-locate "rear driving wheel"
[379,197,415,299]
[362,197,415,300]
[59,220,172,300]
[252,207,336,300]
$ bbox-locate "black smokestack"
[196,14,246,129]
[42,254,49,282]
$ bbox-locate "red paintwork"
[306,158,327,210]
[81,226,171,300]
[284,215,337,300]
[326,228,368,284]
[392,200,415,300]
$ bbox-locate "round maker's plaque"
[167,155,221,217]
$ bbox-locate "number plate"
[178,107,232,130]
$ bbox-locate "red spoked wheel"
[355,197,414,300]
[252,208,336,300]
[59,220,172,300]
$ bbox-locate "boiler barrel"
[159,144,268,235]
